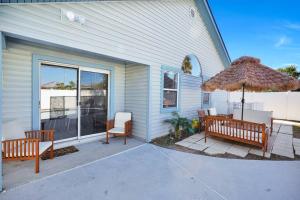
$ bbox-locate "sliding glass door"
[40,64,109,142]
[80,70,108,136]
[40,64,78,141]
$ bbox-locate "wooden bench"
[2,120,54,173]
[233,109,273,134]
[205,115,268,156]
[2,130,54,173]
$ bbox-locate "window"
[181,54,202,77]
[162,69,180,111]
[202,92,211,106]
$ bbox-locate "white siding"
[2,40,125,130]
[3,42,33,129]
[0,0,227,139]
[180,74,203,119]
[125,65,148,140]
[0,1,224,76]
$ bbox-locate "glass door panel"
[40,65,78,141]
[80,70,108,136]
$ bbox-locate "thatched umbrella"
[202,56,300,120]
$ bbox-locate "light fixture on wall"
[65,10,75,21]
[61,9,86,25]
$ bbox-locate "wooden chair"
[208,107,233,119]
[208,107,217,116]
[2,120,54,173]
[106,112,132,145]
[197,110,206,131]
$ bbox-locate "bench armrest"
[270,117,274,134]
[227,114,233,119]
[106,119,115,131]
[25,130,54,142]
[125,120,132,135]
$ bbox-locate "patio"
[2,137,144,190]
[1,144,300,200]
[176,120,300,159]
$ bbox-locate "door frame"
[78,67,110,140]
[33,54,114,144]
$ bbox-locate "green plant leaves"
[164,111,195,140]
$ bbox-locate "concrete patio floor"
[3,137,144,190]
[176,121,299,159]
[1,144,300,200]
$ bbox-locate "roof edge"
[195,0,231,68]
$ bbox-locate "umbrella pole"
[241,84,245,121]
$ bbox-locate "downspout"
[194,55,204,108]
[146,65,152,142]
[0,32,4,192]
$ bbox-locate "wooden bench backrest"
[205,115,266,145]
[233,109,272,126]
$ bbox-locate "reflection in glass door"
[40,65,78,141]
[80,70,108,136]
[40,64,109,141]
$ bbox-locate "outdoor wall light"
[65,10,75,21]
[61,9,86,25]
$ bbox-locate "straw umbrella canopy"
[202,56,300,120]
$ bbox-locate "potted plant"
[191,118,200,132]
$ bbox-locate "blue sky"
[208,0,300,70]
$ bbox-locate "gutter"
[201,0,231,67]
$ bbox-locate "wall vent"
[190,7,196,18]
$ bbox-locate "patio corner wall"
[125,64,148,140]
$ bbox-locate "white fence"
[210,90,229,115]
[229,92,300,121]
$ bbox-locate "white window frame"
[161,69,180,112]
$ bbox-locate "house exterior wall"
[180,74,203,120]
[125,64,148,140]
[2,40,126,131]
[0,0,228,139]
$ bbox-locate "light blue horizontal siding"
[125,64,148,140]
[0,0,226,76]
[151,72,204,139]
[0,0,227,139]
[180,74,203,119]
